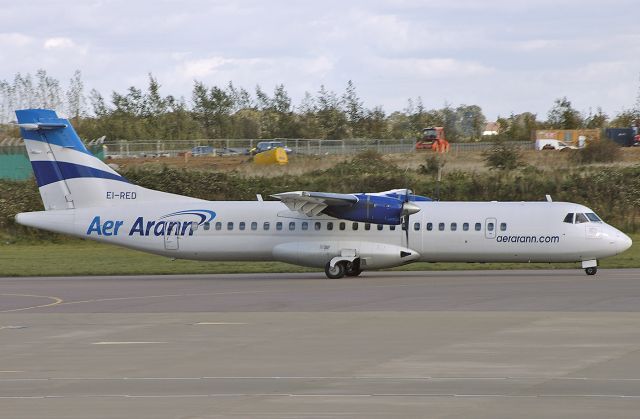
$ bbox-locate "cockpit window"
[586,213,602,222]
[575,213,589,224]
[563,213,574,223]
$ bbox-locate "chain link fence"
[100,138,534,158]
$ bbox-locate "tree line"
[1,70,639,142]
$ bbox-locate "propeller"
[401,189,420,247]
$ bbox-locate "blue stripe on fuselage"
[31,161,129,187]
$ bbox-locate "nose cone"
[618,233,633,254]
[402,202,421,216]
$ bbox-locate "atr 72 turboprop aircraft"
[14,109,632,278]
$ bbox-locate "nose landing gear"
[582,259,598,276]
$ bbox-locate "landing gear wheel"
[325,261,346,279]
[585,267,597,276]
[345,261,362,277]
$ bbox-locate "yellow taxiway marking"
[0,294,63,313]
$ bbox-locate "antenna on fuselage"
[545,194,553,202]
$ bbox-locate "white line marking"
[1,393,640,399]
[193,322,247,325]
[91,341,167,345]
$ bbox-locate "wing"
[270,191,359,217]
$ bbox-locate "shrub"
[572,139,622,164]
[418,155,446,176]
[482,141,523,170]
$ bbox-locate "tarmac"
[1,269,640,418]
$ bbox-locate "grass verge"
[1,234,638,277]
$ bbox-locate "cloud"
[177,56,267,79]
[43,37,75,49]
[0,32,33,46]
[376,57,494,78]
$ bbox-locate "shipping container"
[605,128,635,147]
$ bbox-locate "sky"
[0,0,639,120]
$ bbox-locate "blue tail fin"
[16,109,129,210]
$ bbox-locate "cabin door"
[484,217,497,239]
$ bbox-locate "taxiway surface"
[1,269,640,418]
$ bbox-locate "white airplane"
[14,109,632,278]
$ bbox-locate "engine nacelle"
[323,194,412,225]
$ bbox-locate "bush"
[482,141,523,170]
[418,155,446,176]
[572,139,622,164]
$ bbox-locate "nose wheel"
[585,267,597,276]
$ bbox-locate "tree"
[65,70,86,122]
[89,88,108,117]
[584,107,608,129]
[35,69,62,110]
[316,85,348,140]
[496,112,538,141]
[456,104,486,141]
[547,97,583,129]
[342,80,365,138]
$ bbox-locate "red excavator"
[415,127,449,152]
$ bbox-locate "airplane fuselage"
[17,200,630,270]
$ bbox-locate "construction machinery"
[416,127,449,152]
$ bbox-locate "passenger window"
[488,222,494,231]
[390,225,396,231]
[563,213,574,223]
[327,222,334,231]
[500,222,507,231]
[586,213,601,222]
[263,222,270,230]
[191,221,199,231]
[215,222,222,231]
[276,222,283,231]
[377,224,383,231]
[203,222,210,231]
[463,222,469,231]
[365,223,371,231]
[239,222,245,231]
[575,213,589,224]
[315,222,321,231]
[438,222,445,231]
[413,222,420,231]
[475,222,481,231]
[302,222,308,230]
[251,222,257,231]
[289,221,295,230]
[339,222,346,231]
[426,222,433,231]
[227,222,234,230]
[451,222,457,231]
[352,222,358,230]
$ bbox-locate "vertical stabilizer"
[16,109,133,210]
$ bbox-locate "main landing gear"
[324,259,362,279]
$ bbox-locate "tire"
[345,261,362,277]
[585,267,597,276]
[325,261,346,279]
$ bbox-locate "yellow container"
[253,147,289,165]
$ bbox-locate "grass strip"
[1,234,638,277]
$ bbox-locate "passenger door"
[485,217,497,239]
